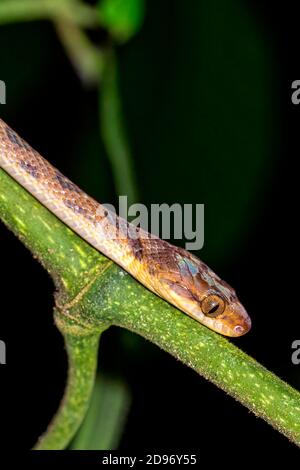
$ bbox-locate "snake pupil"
[208,304,219,314]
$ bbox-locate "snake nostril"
[234,325,244,335]
[208,304,219,314]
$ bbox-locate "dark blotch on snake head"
[129,237,143,261]
[158,249,251,337]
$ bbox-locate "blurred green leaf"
[98,0,145,42]
[99,49,139,205]
[118,0,275,264]
[71,375,131,450]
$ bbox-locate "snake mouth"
[224,304,252,337]
[232,317,252,337]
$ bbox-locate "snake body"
[0,118,251,336]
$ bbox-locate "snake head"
[158,251,251,337]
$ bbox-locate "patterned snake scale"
[0,118,251,336]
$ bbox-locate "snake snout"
[228,303,251,337]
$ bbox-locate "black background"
[0,0,299,460]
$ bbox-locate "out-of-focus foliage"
[2,0,296,455]
[71,375,130,450]
[119,0,274,264]
[98,0,145,42]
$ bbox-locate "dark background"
[0,0,299,459]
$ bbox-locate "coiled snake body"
[0,118,251,337]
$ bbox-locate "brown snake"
[0,118,251,337]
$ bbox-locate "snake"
[0,118,251,337]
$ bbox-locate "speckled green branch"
[1,167,300,449]
[34,331,102,450]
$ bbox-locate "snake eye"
[201,294,225,317]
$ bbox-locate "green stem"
[1,167,300,448]
[54,17,103,86]
[100,49,139,205]
[119,304,300,445]
[0,166,107,300]
[34,330,101,450]
[65,260,300,447]
[0,0,98,28]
